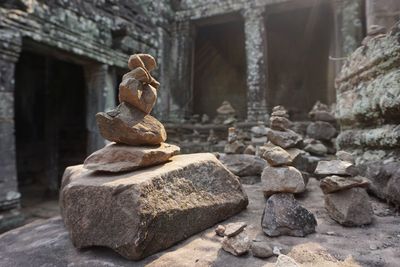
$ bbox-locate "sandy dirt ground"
[0,178,399,267]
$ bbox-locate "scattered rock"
[315,160,359,177]
[222,232,251,256]
[219,154,267,177]
[243,145,256,155]
[60,153,248,260]
[262,145,292,166]
[306,121,336,141]
[224,141,245,154]
[304,142,328,156]
[320,175,370,194]
[325,188,373,226]
[261,166,305,197]
[83,143,180,172]
[262,193,317,237]
[275,254,300,267]
[267,129,303,149]
[270,116,291,131]
[224,222,247,237]
[336,150,355,163]
[215,225,225,237]
[96,102,167,146]
[251,241,273,258]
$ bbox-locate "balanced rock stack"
[213,100,236,124]
[316,151,373,226]
[260,106,316,237]
[224,127,245,154]
[59,54,248,261]
[304,101,337,156]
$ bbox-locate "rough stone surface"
[262,145,292,166]
[308,101,335,122]
[215,225,226,237]
[336,150,355,163]
[304,142,328,156]
[315,160,359,177]
[251,242,273,258]
[224,141,245,154]
[267,129,303,149]
[275,254,300,267]
[218,154,267,177]
[96,102,167,146]
[222,232,251,256]
[0,179,398,266]
[261,166,305,197]
[83,143,180,172]
[325,188,373,226]
[270,116,290,131]
[261,193,317,237]
[306,121,336,141]
[224,222,247,237]
[243,145,256,155]
[60,153,248,260]
[320,175,370,194]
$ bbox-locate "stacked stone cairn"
[315,151,373,226]
[304,101,337,157]
[213,100,237,124]
[260,106,317,237]
[59,54,248,261]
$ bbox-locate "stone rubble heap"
[59,54,248,261]
[316,151,373,226]
[259,106,317,238]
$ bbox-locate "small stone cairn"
[260,106,317,237]
[84,54,180,172]
[315,151,373,226]
[304,101,337,156]
[213,100,237,124]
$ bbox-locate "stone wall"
[336,21,400,206]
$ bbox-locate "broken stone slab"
[251,241,273,258]
[83,143,180,172]
[96,102,167,146]
[222,232,251,256]
[261,193,317,237]
[261,166,305,197]
[224,222,247,237]
[60,153,248,260]
[320,175,370,194]
[324,187,373,226]
[267,129,302,149]
[262,145,292,166]
[218,154,267,177]
[315,160,359,177]
[306,121,337,141]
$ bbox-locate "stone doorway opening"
[193,15,247,120]
[14,50,87,220]
[266,2,334,120]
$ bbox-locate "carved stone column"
[242,7,268,122]
[84,64,116,154]
[0,30,23,231]
[169,20,194,121]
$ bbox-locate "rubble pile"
[316,151,373,226]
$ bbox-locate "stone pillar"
[0,30,23,232]
[169,20,194,121]
[242,7,268,122]
[84,64,116,154]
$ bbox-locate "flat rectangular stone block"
[60,153,248,260]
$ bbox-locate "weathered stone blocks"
[60,153,248,260]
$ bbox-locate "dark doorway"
[193,17,247,120]
[266,2,334,120]
[14,51,87,202]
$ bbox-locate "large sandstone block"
[60,153,248,260]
